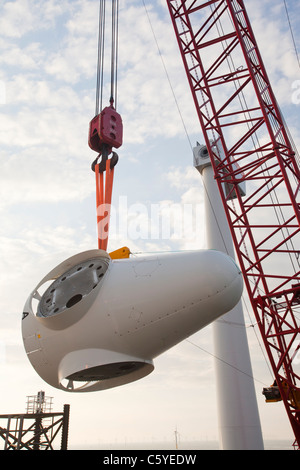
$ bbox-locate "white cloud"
[7,75,83,109]
[0,0,35,38]
[0,0,299,448]
[43,1,100,83]
[0,0,71,38]
[0,41,44,69]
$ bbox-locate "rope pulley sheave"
[89,0,123,252]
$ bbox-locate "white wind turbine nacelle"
[22,249,243,393]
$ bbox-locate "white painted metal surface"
[22,248,243,393]
[194,142,264,450]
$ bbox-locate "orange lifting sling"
[89,0,122,252]
[94,152,118,251]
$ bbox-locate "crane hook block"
[89,106,123,153]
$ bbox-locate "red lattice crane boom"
[166,0,300,448]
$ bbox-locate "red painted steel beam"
[167,0,300,448]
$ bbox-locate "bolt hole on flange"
[66,294,83,309]
[37,257,110,318]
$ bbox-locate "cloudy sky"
[0,0,300,449]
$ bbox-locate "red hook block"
[89,106,123,154]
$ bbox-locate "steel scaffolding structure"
[0,392,70,450]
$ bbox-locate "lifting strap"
[89,0,122,252]
[94,152,118,251]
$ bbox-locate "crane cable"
[95,0,119,114]
[95,0,105,116]
[90,0,122,252]
[283,0,300,70]
[143,0,276,385]
[110,0,119,109]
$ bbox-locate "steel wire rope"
[95,0,120,114]
[211,4,300,378]
[221,2,300,380]
[283,0,300,70]
[142,1,274,385]
[110,0,119,108]
[165,2,285,360]
[142,0,230,254]
[208,5,272,306]
[141,0,266,291]
[142,0,193,151]
[203,2,283,379]
[143,0,299,334]
[131,245,274,381]
[218,3,300,279]
[95,0,106,116]
[185,338,269,387]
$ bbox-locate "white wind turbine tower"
[194,141,264,450]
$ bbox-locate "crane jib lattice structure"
[166,0,300,448]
